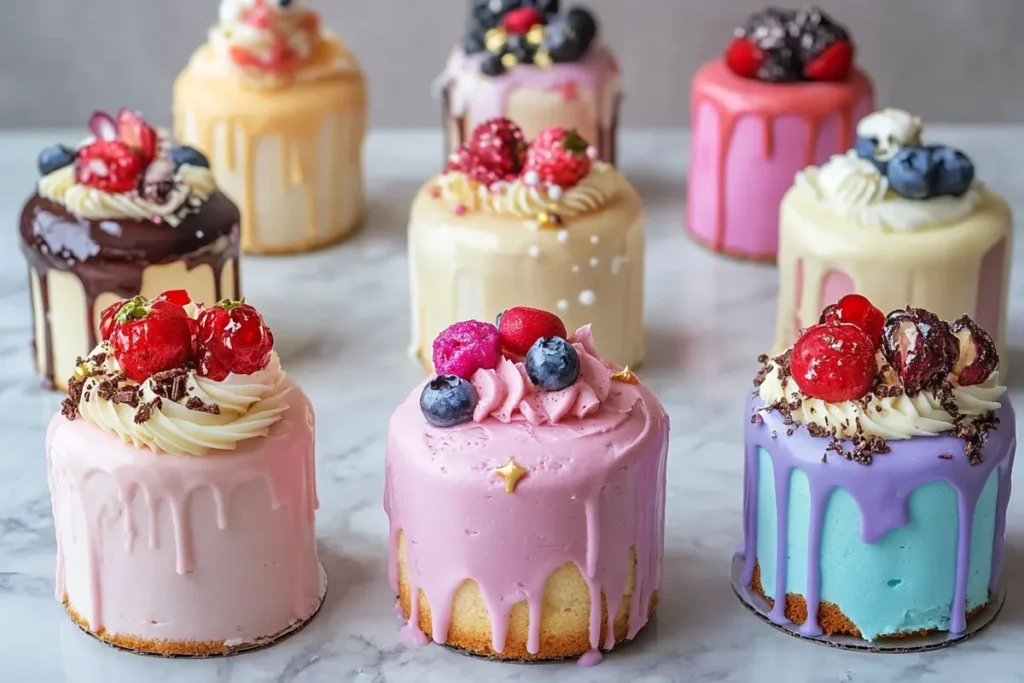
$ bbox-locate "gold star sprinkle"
[526,25,546,47]
[533,49,553,68]
[495,458,528,493]
[501,53,518,69]
[611,366,640,384]
[536,210,563,228]
[485,28,508,53]
[74,363,89,379]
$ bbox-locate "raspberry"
[432,320,502,380]
[497,307,568,358]
[803,40,854,82]
[196,300,275,380]
[724,37,764,79]
[522,126,592,188]
[111,296,195,383]
[819,294,885,350]
[468,118,527,181]
[791,323,876,403]
[75,141,143,194]
[503,7,544,34]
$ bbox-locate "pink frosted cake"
[687,7,874,259]
[47,292,324,656]
[385,307,669,662]
[439,2,621,163]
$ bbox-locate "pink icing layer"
[686,60,874,259]
[46,381,322,647]
[385,334,670,658]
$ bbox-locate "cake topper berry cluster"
[853,109,976,200]
[462,1,598,76]
[63,292,275,425]
[725,7,854,83]
[215,0,321,77]
[421,306,637,428]
[37,109,210,201]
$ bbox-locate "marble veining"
[1,129,1023,683]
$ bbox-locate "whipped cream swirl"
[757,353,1005,440]
[39,161,216,227]
[75,342,289,456]
[468,326,639,425]
[437,163,621,219]
[796,151,982,232]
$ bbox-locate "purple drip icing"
[742,396,1016,636]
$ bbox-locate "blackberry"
[792,6,850,65]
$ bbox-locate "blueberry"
[169,146,210,169]
[480,53,507,76]
[525,336,579,391]
[463,33,486,54]
[887,147,936,200]
[929,145,975,197]
[420,375,477,427]
[543,8,598,63]
[853,137,888,174]
[37,144,76,177]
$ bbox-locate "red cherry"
[196,300,275,378]
[155,290,192,307]
[819,294,885,350]
[111,297,195,383]
[791,323,876,403]
[99,300,127,342]
[803,40,854,82]
[498,307,568,357]
[75,140,143,193]
[503,7,544,34]
[724,37,764,79]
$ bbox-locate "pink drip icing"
[578,649,604,666]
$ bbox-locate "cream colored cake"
[174,0,367,254]
[774,109,1013,360]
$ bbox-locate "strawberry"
[724,37,764,79]
[522,127,592,188]
[469,118,527,181]
[111,296,195,383]
[503,7,544,35]
[791,323,876,403]
[196,300,275,380]
[803,39,853,82]
[116,108,159,165]
[819,294,885,350]
[75,140,143,193]
[99,300,127,342]
[498,307,568,358]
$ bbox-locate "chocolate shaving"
[952,412,998,466]
[185,397,221,415]
[133,397,163,425]
[151,368,189,403]
[61,376,84,421]
[88,352,107,366]
[111,386,140,408]
[938,453,954,460]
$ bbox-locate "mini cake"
[687,7,874,259]
[174,0,367,254]
[20,109,240,391]
[386,308,669,662]
[47,293,324,655]
[742,296,1014,642]
[439,2,621,163]
[775,108,1013,361]
[410,118,644,370]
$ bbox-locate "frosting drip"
[797,151,981,232]
[76,342,289,456]
[39,161,215,227]
[438,163,619,219]
[469,326,637,425]
[757,354,1005,440]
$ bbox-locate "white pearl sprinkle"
[523,170,540,186]
[557,230,569,243]
[556,299,569,311]
[548,185,564,200]
[579,290,597,306]
[489,0,503,12]
[589,257,599,267]
[528,245,540,258]
[590,235,599,244]
[196,230,205,238]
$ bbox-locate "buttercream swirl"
[757,354,1005,440]
[796,151,981,232]
[39,162,216,227]
[437,163,620,219]
[469,326,639,425]
[76,342,289,456]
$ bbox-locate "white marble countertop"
[2,128,1023,683]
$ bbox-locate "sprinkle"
[196,230,204,238]
[454,204,467,216]
[590,235,599,244]
[589,257,599,267]
[611,366,640,384]
[586,146,598,161]
[579,290,597,306]
[556,299,569,311]
[548,185,563,200]
[523,170,540,186]
[494,458,528,493]
[528,245,540,258]
[557,230,569,243]
[430,186,441,198]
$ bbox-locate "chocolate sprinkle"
[939,453,954,460]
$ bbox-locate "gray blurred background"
[1,0,1023,129]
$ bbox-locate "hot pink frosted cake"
[385,307,669,663]
[687,7,874,260]
[439,2,621,163]
[47,292,324,656]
